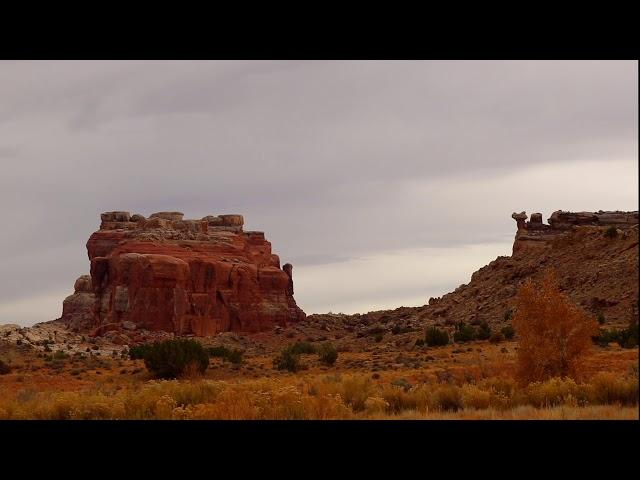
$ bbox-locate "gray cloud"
[0,60,636,324]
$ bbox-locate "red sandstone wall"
[62,211,305,336]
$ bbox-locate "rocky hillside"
[309,209,639,334]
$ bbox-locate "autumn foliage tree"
[512,270,599,384]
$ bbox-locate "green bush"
[225,349,244,364]
[593,323,638,348]
[391,324,412,335]
[288,341,316,355]
[619,323,639,348]
[317,343,338,366]
[453,322,476,343]
[207,346,244,364]
[273,346,301,372]
[593,328,617,346]
[53,350,69,360]
[476,321,492,341]
[501,324,515,340]
[129,344,152,360]
[425,326,449,346]
[604,226,618,239]
[142,339,209,379]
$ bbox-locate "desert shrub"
[129,344,153,360]
[53,350,69,360]
[503,309,513,322]
[489,332,505,344]
[501,324,515,340]
[593,323,639,348]
[339,375,374,412]
[453,322,476,343]
[593,328,617,346]
[317,343,338,366]
[604,226,618,239]
[0,359,11,375]
[390,378,412,392]
[391,324,412,335]
[525,377,584,408]
[428,384,463,412]
[142,339,209,379]
[374,333,384,343]
[619,322,639,348]
[380,384,418,414]
[513,270,599,384]
[424,326,449,346]
[273,346,301,372]
[225,349,244,364]
[207,346,228,358]
[476,321,492,340]
[364,396,390,415]
[288,341,316,355]
[588,372,639,406]
[481,375,517,398]
[461,384,491,410]
[596,312,606,325]
[414,338,425,347]
[207,346,244,364]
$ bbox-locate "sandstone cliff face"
[62,211,305,336]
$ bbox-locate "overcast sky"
[0,60,637,326]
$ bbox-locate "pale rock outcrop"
[61,275,95,331]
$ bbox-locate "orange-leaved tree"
[512,269,599,384]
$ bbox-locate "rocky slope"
[61,211,305,336]
[309,209,639,335]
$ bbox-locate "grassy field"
[0,339,637,420]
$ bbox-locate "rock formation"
[511,209,639,254]
[60,275,94,331]
[61,211,305,336]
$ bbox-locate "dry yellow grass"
[1,335,637,420]
[0,371,636,420]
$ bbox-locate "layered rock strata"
[511,210,638,254]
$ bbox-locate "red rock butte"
[62,211,306,336]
